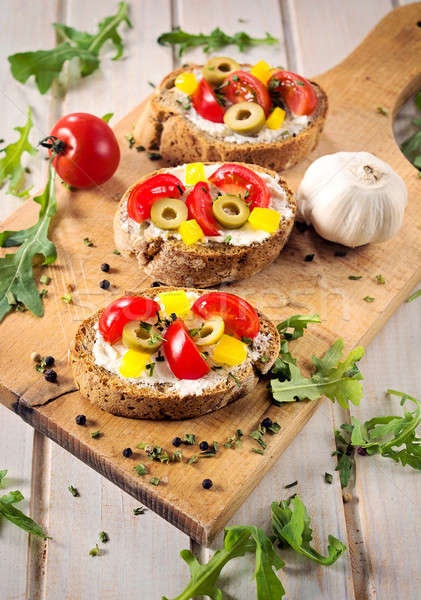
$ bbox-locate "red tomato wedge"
[185,182,220,236]
[267,71,317,116]
[99,296,160,344]
[163,320,210,380]
[127,174,185,223]
[208,164,270,210]
[223,71,272,116]
[191,79,225,123]
[192,292,260,339]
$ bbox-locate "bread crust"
[133,64,328,172]
[114,163,296,287]
[71,287,280,420]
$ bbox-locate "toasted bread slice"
[71,287,280,420]
[114,162,296,287]
[133,64,328,172]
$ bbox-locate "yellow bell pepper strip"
[213,334,247,367]
[185,162,206,186]
[174,72,198,95]
[250,59,273,85]
[119,350,150,378]
[159,290,190,317]
[179,219,204,246]
[248,207,281,233]
[265,107,286,130]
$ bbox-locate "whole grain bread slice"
[114,162,296,287]
[133,64,328,172]
[71,286,280,420]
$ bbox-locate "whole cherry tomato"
[191,79,225,123]
[208,164,270,210]
[163,320,210,380]
[192,292,260,339]
[267,71,317,116]
[127,173,185,223]
[99,296,160,344]
[185,182,220,236]
[48,113,120,188]
[223,71,272,116]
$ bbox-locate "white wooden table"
[1,1,420,598]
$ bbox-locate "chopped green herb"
[101,113,114,123]
[136,145,145,152]
[231,74,239,81]
[68,485,79,497]
[40,274,51,285]
[407,289,421,302]
[147,152,162,160]
[133,506,147,515]
[241,336,253,345]
[334,425,354,488]
[99,531,109,543]
[149,476,160,486]
[89,544,100,557]
[376,106,388,115]
[126,134,135,148]
[251,447,265,455]
[148,81,156,88]
[296,80,305,86]
[90,430,101,439]
[188,455,199,465]
[284,481,297,489]
[157,27,278,57]
[376,274,386,284]
[228,372,241,387]
[348,275,362,280]
[134,463,148,476]
[61,293,73,304]
[39,288,48,299]
[224,235,232,244]
[113,249,121,255]
[83,237,94,247]
[363,296,375,303]
[183,433,196,445]
[267,422,281,434]
[324,472,333,484]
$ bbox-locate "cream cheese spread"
[120,163,293,247]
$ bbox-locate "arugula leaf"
[277,314,321,341]
[0,481,50,538]
[349,390,421,470]
[271,339,364,408]
[401,90,421,172]
[0,163,57,321]
[162,526,285,600]
[8,2,131,95]
[0,470,7,486]
[0,107,37,197]
[271,495,346,565]
[333,425,355,488]
[158,27,278,57]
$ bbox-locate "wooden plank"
[1,3,421,548]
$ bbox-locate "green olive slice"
[202,57,240,86]
[224,102,265,136]
[194,316,225,346]
[122,321,163,353]
[212,196,250,229]
[150,198,188,230]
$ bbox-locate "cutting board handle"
[318,3,421,115]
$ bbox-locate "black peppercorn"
[261,417,273,429]
[44,369,57,383]
[75,414,86,426]
[202,478,213,490]
[304,254,315,262]
[101,263,110,272]
[199,441,209,451]
[44,355,55,367]
[99,279,110,290]
[172,437,182,447]
[122,447,133,458]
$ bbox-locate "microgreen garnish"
[99,531,109,543]
[68,485,79,497]
[157,27,278,56]
[224,429,243,449]
[90,430,101,439]
[376,106,388,116]
[376,274,386,284]
[8,3,132,96]
[89,544,100,557]
[146,362,155,376]
[348,275,362,280]
[149,477,160,486]
[324,472,333,484]
[249,425,267,452]
[363,296,375,303]
[224,235,232,244]
[134,463,148,476]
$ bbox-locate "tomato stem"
[39,135,66,156]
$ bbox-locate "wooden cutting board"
[1,4,420,545]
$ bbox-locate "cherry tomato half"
[49,113,120,188]
[163,320,210,380]
[268,71,317,116]
[191,79,225,123]
[192,292,260,339]
[185,182,220,236]
[127,173,185,223]
[208,164,270,210]
[99,296,160,344]
[223,71,272,116]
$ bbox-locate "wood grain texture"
[1,3,421,548]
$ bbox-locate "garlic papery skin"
[297,152,408,247]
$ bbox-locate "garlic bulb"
[297,152,407,247]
